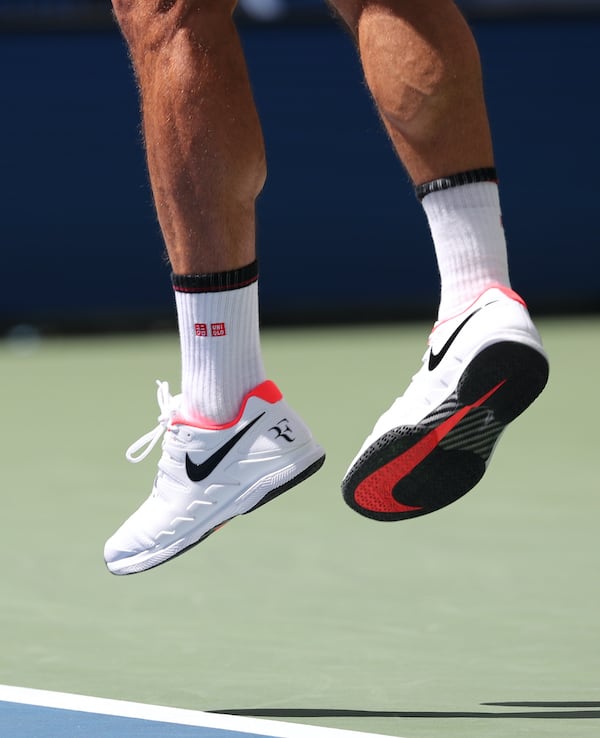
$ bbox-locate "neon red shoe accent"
[172,380,283,430]
[488,284,526,307]
[253,380,284,404]
[354,380,506,514]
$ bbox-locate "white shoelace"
[125,381,178,463]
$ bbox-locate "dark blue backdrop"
[1,15,599,329]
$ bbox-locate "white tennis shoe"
[342,286,549,520]
[105,380,325,575]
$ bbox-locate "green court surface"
[1,316,598,738]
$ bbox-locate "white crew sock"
[173,266,266,425]
[421,181,512,321]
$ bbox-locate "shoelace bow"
[126,381,177,463]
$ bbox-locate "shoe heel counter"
[478,296,544,350]
[252,380,283,404]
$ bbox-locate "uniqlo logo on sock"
[194,323,208,337]
[211,322,227,337]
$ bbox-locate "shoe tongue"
[165,394,185,420]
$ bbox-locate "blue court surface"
[0,686,395,738]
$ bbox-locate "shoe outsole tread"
[342,341,549,521]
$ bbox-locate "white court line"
[0,684,399,738]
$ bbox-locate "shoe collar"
[171,380,283,431]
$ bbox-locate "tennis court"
[1,316,598,738]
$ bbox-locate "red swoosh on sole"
[354,380,506,514]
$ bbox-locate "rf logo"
[269,419,295,443]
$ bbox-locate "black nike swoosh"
[185,412,265,483]
[428,309,482,371]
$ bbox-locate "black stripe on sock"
[415,167,498,201]
[172,260,258,293]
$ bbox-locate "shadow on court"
[214,703,600,720]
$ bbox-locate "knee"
[112,0,237,49]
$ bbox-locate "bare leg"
[331,0,494,184]
[112,0,269,424]
[111,0,265,272]
[332,0,510,319]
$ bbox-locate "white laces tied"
[126,381,176,463]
